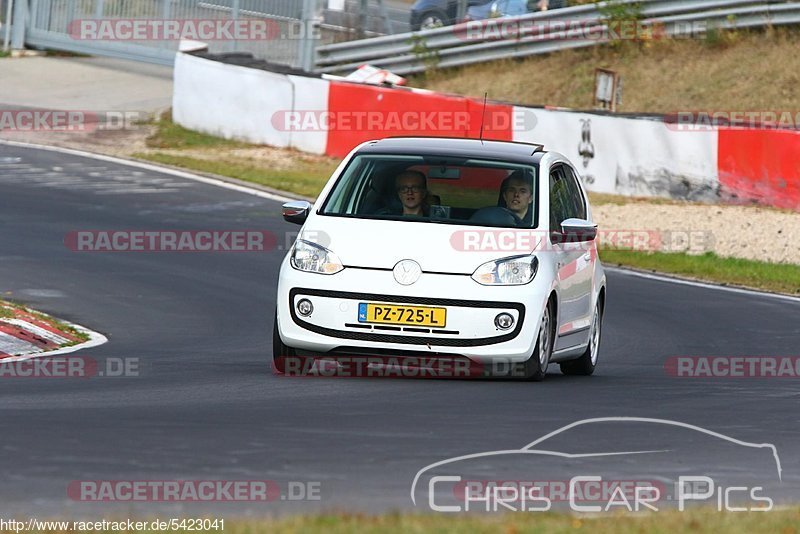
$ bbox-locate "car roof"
[357,136,548,164]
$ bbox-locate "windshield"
[320,154,539,228]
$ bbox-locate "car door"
[549,164,593,351]
[562,164,595,331]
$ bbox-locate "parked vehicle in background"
[465,0,567,22]
[467,0,527,21]
[410,0,494,30]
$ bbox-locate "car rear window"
[319,154,539,228]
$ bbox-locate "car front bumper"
[276,261,548,365]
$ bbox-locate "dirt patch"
[153,146,332,170]
[594,203,800,264]
[0,125,154,158]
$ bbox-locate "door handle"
[583,252,592,261]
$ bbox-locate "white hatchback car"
[274,137,606,381]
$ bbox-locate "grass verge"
[412,27,800,114]
[600,250,800,295]
[142,112,250,150]
[5,509,800,533]
[134,113,337,198]
[137,152,332,199]
[239,510,800,533]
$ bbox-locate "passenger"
[394,170,429,217]
[499,171,534,226]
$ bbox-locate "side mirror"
[559,218,597,242]
[282,201,312,225]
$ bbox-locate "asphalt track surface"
[1,142,799,518]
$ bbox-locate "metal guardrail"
[315,0,800,75]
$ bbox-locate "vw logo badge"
[393,259,422,285]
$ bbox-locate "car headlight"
[290,239,344,275]
[472,255,538,285]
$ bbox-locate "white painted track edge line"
[606,266,800,304]
[0,138,298,203]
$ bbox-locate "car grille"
[290,288,525,347]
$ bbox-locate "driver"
[394,170,429,217]
[500,171,534,225]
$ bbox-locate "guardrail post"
[376,0,393,34]
[231,0,239,51]
[298,0,317,72]
[10,0,25,49]
[36,0,51,35]
[359,0,368,38]
[3,0,14,51]
[455,0,467,21]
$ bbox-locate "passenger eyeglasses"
[396,186,426,194]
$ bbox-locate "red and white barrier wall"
[718,128,800,210]
[173,52,799,210]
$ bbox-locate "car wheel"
[519,301,554,381]
[560,302,602,376]
[272,312,295,374]
[418,10,447,30]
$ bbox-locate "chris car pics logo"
[411,417,781,513]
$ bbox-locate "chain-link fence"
[7,0,422,68]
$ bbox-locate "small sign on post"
[594,68,623,112]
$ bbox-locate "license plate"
[358,303,446,328]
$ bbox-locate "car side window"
[549,165,570,231]
[563,166,587,220]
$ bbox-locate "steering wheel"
[501,207,524,226]
[469,206,524,226]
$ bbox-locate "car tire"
[418,10,447,30]
[272,312,295,374]
[519,300,554,381]
[560,302,602,376]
